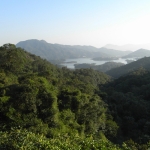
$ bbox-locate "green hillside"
[0,44,150,149]
[102,68,150,144]
[106,56,150,78]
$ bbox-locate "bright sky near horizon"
[1,0,150,47]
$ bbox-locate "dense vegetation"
[102,68,150,144]
[0,44,150,149]
[106,56,150,78]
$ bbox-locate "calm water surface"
[61,58,135,69]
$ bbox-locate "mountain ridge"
[16,39,109,60]
[106,56,150,78]
[16,39,132,61]
[122,48,150,58]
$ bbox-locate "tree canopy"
[0,44,150,149]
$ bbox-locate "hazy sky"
[1,0,150,47]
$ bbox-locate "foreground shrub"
[0,129,150,150]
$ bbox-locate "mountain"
[106,56,150,78]
[16,39,132,62]
[98,47,131,57]
[103,69,150,144]
[104,43,150,51]
[0,43,112,139]
[16,39,110,60]
[122,49,150,58]
[1,43,150,148]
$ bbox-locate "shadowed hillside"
[106,56,150,78]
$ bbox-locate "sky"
[1,0,150,48]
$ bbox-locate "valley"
[0,43,150,149]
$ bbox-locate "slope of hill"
[16,39,110,60]
[98,47,131,57]
[103,69,150,143]
[0,43,114,140]
[122,49,150,58]
[1,43,150,148]
[16,39,132,62]
[106,56,150,78]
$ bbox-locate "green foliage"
[102,70,150,143]
[1,43,150,148]
[105,120,119,139]
[2,128,148,150]
[106,57,150,78]
[0,44,112,139]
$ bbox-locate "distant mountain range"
[104,43,150,51]
[16,39,131,61]
[98,47,131,57]
[16,39,109,60]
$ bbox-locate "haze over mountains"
[16,39,109,60]
[97,47,131,57]
[16,39,150,78]
[16,39,132,61]
[16,39,150,74]
[16,40,150,60]
[122,49,150,58]
[106,56,150,78]
[104,43,150,51]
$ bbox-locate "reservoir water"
[60,57,135,69]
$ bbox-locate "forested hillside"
[102,68,150,144]
[74,62,124,72]
[0,44,149,149]
[106,56,150,78]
